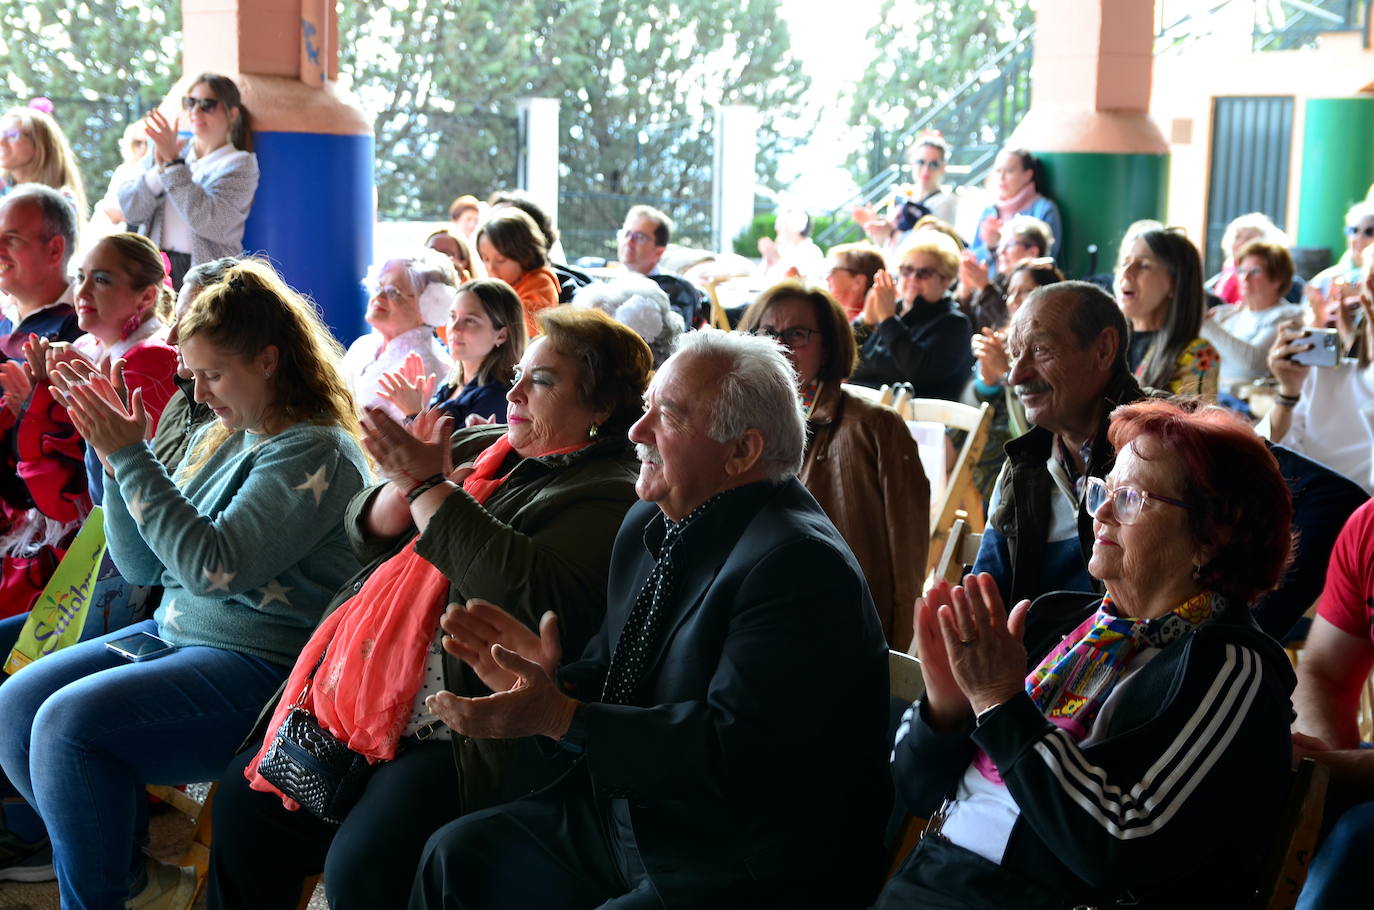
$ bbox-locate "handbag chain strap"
[289,644,332,711]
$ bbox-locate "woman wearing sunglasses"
[849,228,974,400]
[1307,202,1374,329]
[879,399,1296,909]
[0,106,87,218]
[118,73,259,289]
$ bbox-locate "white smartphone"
[1290,328,1341,368]
[105,631,177,662]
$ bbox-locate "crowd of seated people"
[0,94,1370,910]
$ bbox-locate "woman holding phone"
[1266,259,1374,495]
[0,260,370,908]
[118,73,259,289]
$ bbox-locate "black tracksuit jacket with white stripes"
[893,591,1295,909]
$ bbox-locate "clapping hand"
[936,573,1030,715]
[52,369,147,459]
[979,215,1003,252]
[0,360,31,416]
[360,405,452,488]
[971,328,1010,387]
[427,599,574,739]
[959,250,990,296]
[913,580,973,730]
[143,108,182,164]
[861,269,898,325]
[377,352,438,419]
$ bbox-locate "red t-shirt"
[1317,499,1374,643]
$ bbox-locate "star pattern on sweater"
[126,489,148,525]
[292,465,331,506]
[162,598,183,632]
[258,579,293,608]
[203,562,236,593]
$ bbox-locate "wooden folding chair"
[841,383,895,409]
[1256,757,1329,910]
[931,512,984,586]
[701,277,732,330]
[897,399,992,579]
[885,650,928,881]
[147,781,320,909]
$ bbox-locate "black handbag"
[256,647,377,824]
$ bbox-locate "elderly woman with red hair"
[879,400,1296,909]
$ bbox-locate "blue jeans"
[0,619,287,909]
[1297,800,1374,909]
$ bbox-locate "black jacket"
[850,295,973,400]
[888,591,1295,909]
[557,479,892,908]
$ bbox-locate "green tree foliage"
[340,0,810,256]
[0,0,181,203]
[847,0,1032,175]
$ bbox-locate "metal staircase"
[815,26,1035,248]
[814,0,1368,250]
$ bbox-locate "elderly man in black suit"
[411,329,890,909]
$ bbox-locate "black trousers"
[207,738,462,910]
[408,764,656,910]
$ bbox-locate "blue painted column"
[180,0,374,344]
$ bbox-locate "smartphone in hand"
[1290,328,1342,368]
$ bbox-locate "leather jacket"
[800,382,929,650]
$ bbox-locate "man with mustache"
[971,281,1144,605]
[412,329,891,908]
[972,281,1369,642]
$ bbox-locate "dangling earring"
[588,423,599,440]
[120,312,143,341]
[1191,563,1202,582]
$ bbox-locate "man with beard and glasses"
[410,329,890,909]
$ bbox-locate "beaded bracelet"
[405,474,447,503]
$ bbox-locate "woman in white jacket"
[119,73,259,289]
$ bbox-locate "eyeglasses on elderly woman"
[749,326,818,349]
[1085,475,1191,525]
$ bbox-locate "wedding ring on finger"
[961,637,976,649]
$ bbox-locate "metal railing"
[815,28,1035,248]
[1155,0,1368,54]
[558,189,714,264]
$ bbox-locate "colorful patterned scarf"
[1026,590,1223,740]
[800,379,821,417]
[973,590,1223,783]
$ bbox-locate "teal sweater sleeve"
[104,424,373,665]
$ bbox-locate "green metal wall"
[1036,152,1170,279]
[1297,97,1374,261]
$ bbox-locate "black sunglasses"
[181,97,222,114]
[1345,224,1374,239]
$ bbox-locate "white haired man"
[412,329,891,908]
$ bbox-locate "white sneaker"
[126,856,196,910]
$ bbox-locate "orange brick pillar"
[170,0,373,340]
[1009,0,1170,278]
